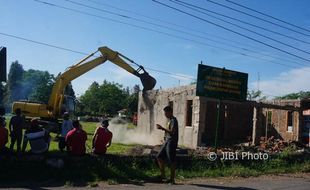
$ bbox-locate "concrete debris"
[257,136,307,154]
[125,137,309,157]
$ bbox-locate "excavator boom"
[13,46,156,119]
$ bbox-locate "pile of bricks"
[258,136,307,153]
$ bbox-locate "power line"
[171,0,310,45]
[32,0,248,52]
[30,0,305,68]
[0,33,301,98]
[85,0,310,67]
[0,32,196,80]
[152,0,310,63]
[64,0,270,55]
[0,32,88,56]
[87,0,296,55]
[170,0,310,55]
[225,0,310,34]
[31,0,310,69]
[205,0,310,38]
[66,0,310,66]
[32,0,308,68]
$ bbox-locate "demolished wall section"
[138,85,200,148]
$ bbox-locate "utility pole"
[257,72,260,92]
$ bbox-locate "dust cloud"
[108,118,162,145]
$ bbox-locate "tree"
[127,84,140,115]
[0,82,4,106]
[276,91,310,100]
[79,80,129,115]
[26,70,55,103]
[79,82,100,114]
[247,90,267,101]
[133,84,140,94]
[6,61,24,103]
[65,82,76,98]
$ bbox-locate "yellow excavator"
[12,46,156,129]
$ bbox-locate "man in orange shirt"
[92,119,113,155]
[0,117,8,155]
[66,120,87,156]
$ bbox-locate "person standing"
[0,117,9,155]
[156,106,179,184]
[66,120,87,156]
[9,108,25,153]
[59,112,73,151]
[92,119,113,155]
[0,106,5,120]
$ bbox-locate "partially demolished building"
[138,85,310,148]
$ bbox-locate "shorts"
[58,137,66,150]
[157,139,177,164]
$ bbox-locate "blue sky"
[1,0,310,97]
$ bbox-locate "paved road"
[101,174,310,190]
[2,173,310,190]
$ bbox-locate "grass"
[2,116,310,186]
[0,151,309,187]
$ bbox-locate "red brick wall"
[201,100,253,145]
[267,109,298,141]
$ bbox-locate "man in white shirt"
[22,119,50,154]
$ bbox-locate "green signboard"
[196,64,248,101]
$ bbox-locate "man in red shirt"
[65,120,87,156]
[92,119,113,155]
[0,117,9,155]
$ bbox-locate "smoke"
[108,118,162,145]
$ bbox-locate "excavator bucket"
[139,72,156,91]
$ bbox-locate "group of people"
[0,105,179,184]
[0,108,113,156]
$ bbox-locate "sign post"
[214,99,221,148]
[196,64,248,147]
[0,47,7,82]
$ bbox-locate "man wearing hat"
[92,119,113,155]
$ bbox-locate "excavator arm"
[12,46,156,120]
[47,46,156,117]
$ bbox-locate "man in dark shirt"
[156,106,178,184]
[9,108,25,153]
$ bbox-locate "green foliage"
[276,91,310,100]
[3,61,75,109]
[24,69,55,103]
[65,82,76,98]
[0,82,4,106]
[4,121,310,184]
[0,152,309,185]
[6,61,24,103]
[247,90,267,101]
[79,80,139,116]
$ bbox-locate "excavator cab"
[62,95,75,115]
